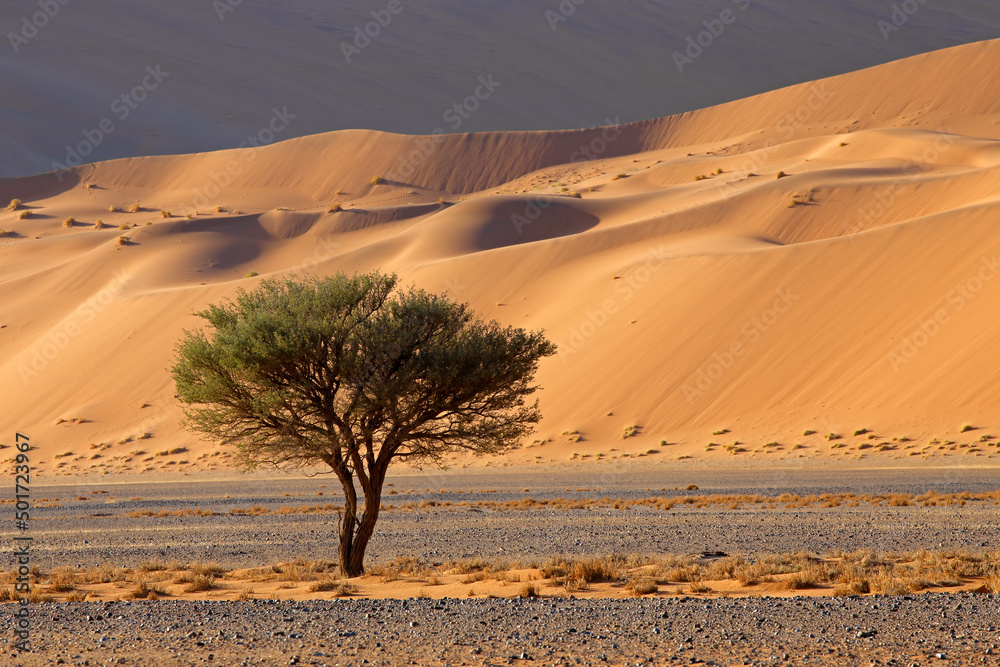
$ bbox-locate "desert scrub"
[7,198,22,211]
[518,583,539,598]
[63,217,76,227]
[126,580,167,600]
[370,175,385,185]
[626,578,658,596]
[621,424,639,439]
[176,573,218,593]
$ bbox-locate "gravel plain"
[4,465,1000,665]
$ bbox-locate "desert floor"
[4,466,1000,665]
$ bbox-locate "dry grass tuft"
[178,574,218,593]
[126,580,167,600]
[308,579,357,596]
[518,583,539,598]
[626,578,658,596]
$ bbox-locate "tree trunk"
[345,502,380,576]
[336,471,382,577]
[338,491,358,577]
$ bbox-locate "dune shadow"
[474,199,600,250]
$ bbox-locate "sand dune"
[3,39,1000,476]
[3,1,1000,177]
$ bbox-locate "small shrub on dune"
[776,171,788,179]
[118,223,131,231]
[244,271,259,278]
[129,203,141,213]
[370,175,385,186]
[8,198,22,211]
[18,210,31,220]
[109,205,121,213]
[328,203,342,213]
[161,210,171,218]
[63,217,76,228]
[116,235,129,246]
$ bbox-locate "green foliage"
[172,270,556,471]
